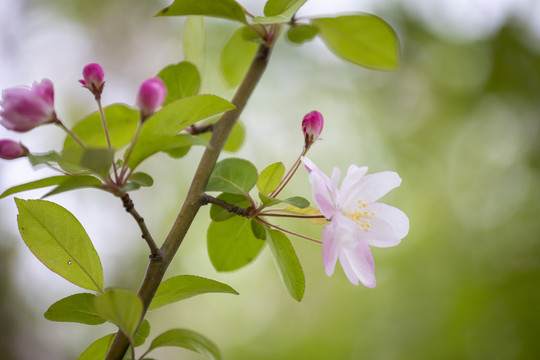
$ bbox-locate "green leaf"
[44,293,104,325]
[258,192,282,207]
[147,328,222,360]
[158,62,201,105]
[134,319,151,347]
[221,27,258,87]
[199,121,245,153]
[77,334,115,360]
[312,15,400,70]
[15,199,104,292]
[209,193,252,222]
[223,120,245,152]
[253,0,307,23]
[283,196,310,208]
[141,95,234,136]
[128,133,210,169]
[93,289,143,341]
[267,230,305,301]
[163,135,210,159]
[250,219,266,240]
[64,104,139,150]
[183,16,205,69]
[207,216,265,271]
[27,151,62,167]
[42,175,102,198]
[287,24,318,44]
[0,176,69,199]
[257,162,285,194]
[207,158,258,195]
[80,147,115,176]
[157,0,247,24]
[149,275,239,310]
[129,172,154,187]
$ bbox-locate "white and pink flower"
[302,157,409,287]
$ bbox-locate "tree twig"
[120,193,160,258]
[200,193,252,217]
[105,42,274,360]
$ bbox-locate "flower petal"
[344,171,402,210]
[301,157,332,188]
[337,165,368,208]
[308,171,336,219]
[369,203,409,239]
[321,225,339,276]
[339,242,376,287]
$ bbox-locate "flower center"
[345,200,376,232]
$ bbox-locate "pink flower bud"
[136,78,167,121]
[0,139,27,160]
[79,63,105,99]
[302,110,324,147]
[0,79,56,132]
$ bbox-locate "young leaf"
[283,196,310,208]
[209,193,252,222]
[221,27,258,87]
[147,328,222,360]
[0,175,69,199]
[27,151,62,167]
[267,230,305,301]
[157,0,247,24]
[258,192,282,207]
[149,275,239,310]
[157,62,201,105]
[93,289,143,341]
[79,147,115,176]
[77,334,115,360]
[222,120,245,152]
[287,24,318,44]
[253,0,308,24]
[312,15,400,70]
[129,172,154,187]
[199,120,245,153]
[44,293,105,325]
[206,158,258,195]
[63,104,139,150]
[250,219,266,240]
[42,175,102,198]
[207,216,265,271]
[183,16,205,69]
[257,162,285,194]
[135,319,151,347]
[284,205,327,224]
[15,199,104,292]
[127,134,210,169]
[142,95,234,136]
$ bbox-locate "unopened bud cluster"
[0,62,167,162]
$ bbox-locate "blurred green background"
[1,1,539,359]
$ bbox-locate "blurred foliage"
[1,1,539,360]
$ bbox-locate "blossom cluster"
[0,63,166,159]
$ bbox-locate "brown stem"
[200,193,252,217]
[120,193,161,258]
[105,43,274,360]
[186,123,214,135]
